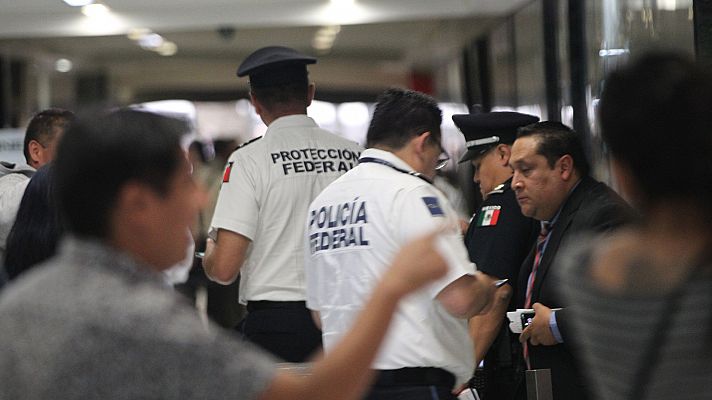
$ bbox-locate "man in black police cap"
[204,46,362,362]
[454,111,539,400]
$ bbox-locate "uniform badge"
[422,196,444,217]
[222,161,234,183]
[476,205,501,226]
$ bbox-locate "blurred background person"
[559,52,712,400]
[0,109,73,263]
[3,164,62,281]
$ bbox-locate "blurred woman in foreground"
[559,52,712,400]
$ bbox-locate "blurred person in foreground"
[558,52,712,400]
[0,109,73,263]
[306,88,496,400]
[0,108,449,400]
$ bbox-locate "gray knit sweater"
[0,237,276,399]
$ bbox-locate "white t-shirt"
[210,115,362,304]
[305,148,476,387]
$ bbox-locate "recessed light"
[55,58,73,73]
[62,0,94,6]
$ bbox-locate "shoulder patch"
[222,161,234,183]
[422,196,444,217]
[476,205,501,226]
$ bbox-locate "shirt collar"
[266,114,318,134]
[544,178,583,227]
[60,236,168,286]
[360,148,418,173]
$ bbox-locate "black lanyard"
[359,157,433,184]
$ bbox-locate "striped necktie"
[524,222,552,309]
[523,221,552,369]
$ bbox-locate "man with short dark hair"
[203,46,362,362]
[453,111,539,400]
[0,108,74,262]
[0,108,452,400]
[509,121,633,400]
[306,88,496,400]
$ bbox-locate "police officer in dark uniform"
[453,111,539,400]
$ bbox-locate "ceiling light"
[127,28,152,41]
[157,42,178,56]
[138,33,164,49]
[81,3,110,18]
[62,0,94,6]
[55,58,73,73]
[330,0,355,4]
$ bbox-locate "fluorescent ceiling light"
[62,0,94,6]
[81,3,110,18]
[330,0,355,4]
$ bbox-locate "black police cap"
[237,46,317,88]
[453,111,539,163]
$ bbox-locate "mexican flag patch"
[476,206,501,227]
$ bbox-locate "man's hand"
[519,303,557,346]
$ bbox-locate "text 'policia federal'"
[308,198,370,254]
[270,148,361,175]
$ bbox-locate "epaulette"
[233,136,262,152]
[486,183,505,196]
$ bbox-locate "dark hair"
[54,109,188,239]
[517,121,590,177]
[250,81,309,112]
[599,52,712,207]
[366,88,442,149]
[4,164,63,280]
[23,108,75,164]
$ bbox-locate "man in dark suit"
[508,121,633,400]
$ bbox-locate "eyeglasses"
[435,146,450,170]
[426,134,449,170]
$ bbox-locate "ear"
[27,140,43,168]
[558,154,574,180]
[249,91,263,115]
[306,83,316,107]
[412,131,431,155]
[115,182,154,228]
[496,144,512,166]
[611,158,640,205]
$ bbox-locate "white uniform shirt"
[305,148,476,386]
[0,167,33,262]
[210,115,362,304]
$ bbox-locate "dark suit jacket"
[516,176,634,400]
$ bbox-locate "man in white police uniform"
[305,88,496,400]
[204,46,362,362]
